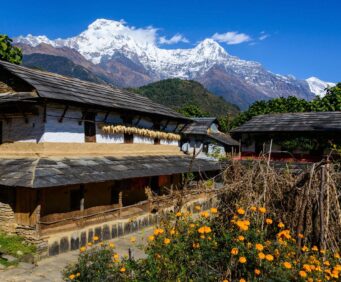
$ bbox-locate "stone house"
[0,61,221,256]
[181,117,239,159]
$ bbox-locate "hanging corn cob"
[98,124,181,141]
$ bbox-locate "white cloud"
[259,31,270,41]
[211,31,251,45]
[159,33,189,45]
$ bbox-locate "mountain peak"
[306,77,335,97]
[87,18,126,31]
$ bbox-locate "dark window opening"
[203,143,209,153]
[70,189,81,211]
[153,122,160,145]
[154,138,160,145]
[111,185,120,204]
[124,133,134,144]
[84,112,97,143]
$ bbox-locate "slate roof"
[231,112,341,134]
[182,118,217,135]
[0,155,222,188]
[0,61,187,121]
[182,117,238,146]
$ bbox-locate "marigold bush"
[64,206,340,281]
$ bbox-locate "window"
[84,113,96,143]
[0,121,2,144]
[124,133,134,144]
[153,122,160,145]
[111,184,120,204]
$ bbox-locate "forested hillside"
[129,78,240,118]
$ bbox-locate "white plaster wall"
[208,144,226,156]
[133,135,154,144]
[160,139,179,146]
[97,133,124,144]
[2,114,44,143]
[41,107,84,143]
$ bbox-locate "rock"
[16,250,24,256]
[18,262,35,270]
[21,253,35,264]
[2,254,17,262]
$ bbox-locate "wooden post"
[118,192,123,217]
[80,185,85,211]
[238,139,241,159]
[319,165,326,250]
[267,139,273,166]
[35,190,42,235]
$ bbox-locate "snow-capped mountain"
[306,77,336,97]
[14,18,331,109]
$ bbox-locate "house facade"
[181,117,239,159]
[231,112,341,162]
[0,61,222,256]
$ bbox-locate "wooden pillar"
[80,185,85,211]
[118,192,123,217]
[35,190,42,235]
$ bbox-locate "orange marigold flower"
[193,242,200,249]
[130,237,136,243]
[200,211,209,218]
[254,269,261,275]
[223,280,229,282]
[176,212,182,217]
[154,228,164,236]
[109,243,115,248]
[76,273,80,277]
[324,261,330,266]
[334,252,340,259]
[278,222,285,228]
[120,267,126,273]
[237,208,245,215]
[148,235,155,241]
[80,246,86,252]
[283,262,292,269]
[170,229,176,235]
[87,242,92,247]
[189,223,195,228]
[235,220,250,231]
[258,252,266,260]
[255,243,264,251]
[239,279,246,282]
[237,235,245,241]
[311,245,318,251]
[69,274,76,280]
[298,233,304,238]
[231,248,239,255]
[258,207,266,213]
[210,207,218,214]
[299,270,307,278]
[301,246,309,252]
[250,206,257,211]
[198,225,212,234]
[194,205,201,211]
[265,254,274,261]
[239,256,247,264]
[265,218,273,224]
[164,238,171,245]
[93,236,99,241]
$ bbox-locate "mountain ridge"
[14,18,334,109]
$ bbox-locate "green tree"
[230,85,341,129]
[178,104,210,118]
[0,35,22,64]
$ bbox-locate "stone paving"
[0,227,153,282]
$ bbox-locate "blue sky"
[1,0,340,81]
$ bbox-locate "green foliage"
[0,232,36,267]
[129,78,240,118]
[63,208,340,281]
[0,35,22,64]
[178,104,209,117]
[231,83,341,129]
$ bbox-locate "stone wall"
[44,196,216,257]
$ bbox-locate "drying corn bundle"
[99,124,181,141]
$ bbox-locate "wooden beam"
[134,116,141,126]
[173,122,180,132]
[103,111,110,123]
[178,123,187,133]
[58,105,69,123]
[42,103,47,123]
[161,120,170,130]
[79,110,88,125]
